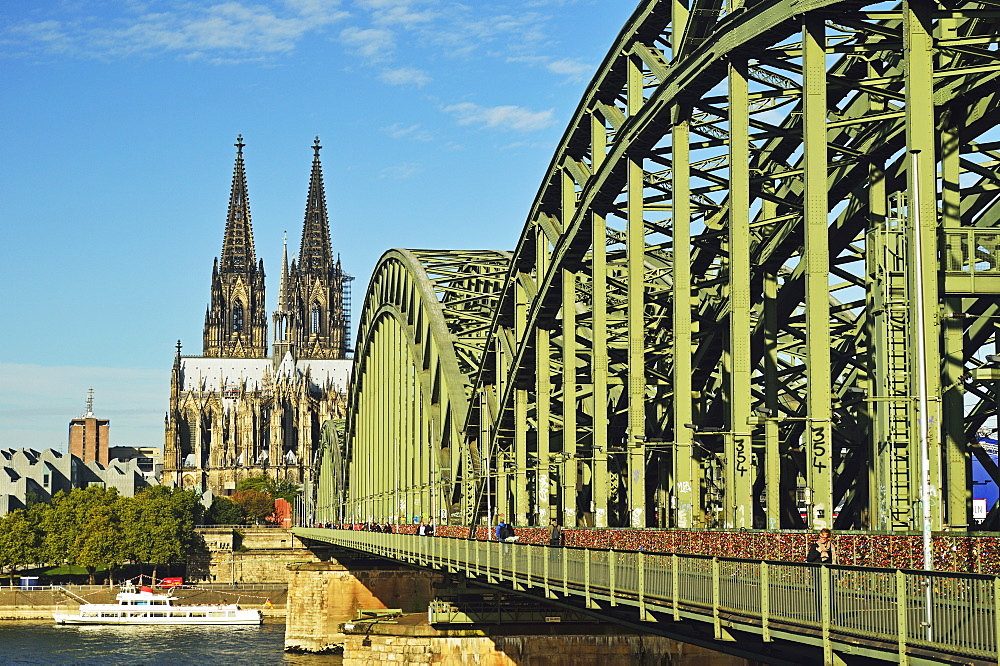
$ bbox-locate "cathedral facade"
[163,137,353,495]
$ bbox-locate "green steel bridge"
[299,0,1000,662]
[316,0,1000,536]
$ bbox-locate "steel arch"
[339,0,1000,534]
[343,249,509,524]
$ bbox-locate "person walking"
[548,518,561,546]
[495,516,508,542]
[807,528,838,564]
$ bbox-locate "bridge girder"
[339,0,1000,533]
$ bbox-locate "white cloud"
[545,57,591,82]
[379,162,423,179]
[378,65,430,86]
[443,102,555,132]
[356,0,437,27]
[507,55,593,83]
[384,123,433,141]
[340,25,395,61]
[3,1,349,61]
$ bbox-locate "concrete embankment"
[0,586,287,620]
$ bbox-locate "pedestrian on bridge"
[807,528,838,564]
[548,518,562,546]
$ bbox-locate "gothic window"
[311,305,321,334]
[233,303,244,332]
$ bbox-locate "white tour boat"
[53,584,263,626]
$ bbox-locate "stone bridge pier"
[284,553,442,653]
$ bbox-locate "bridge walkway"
[295,528,999,665]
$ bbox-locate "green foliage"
[205,496,246,525]
[1,485,205,584]
[230,489,275,524]
[235,475,301,501]
[0,509,42,582]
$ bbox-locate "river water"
[0,621,342,665]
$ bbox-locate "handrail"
[295,528,1000,663]
[52,586,91,604]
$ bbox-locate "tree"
[230,489,275,524]
[41,486,123,584]
[75,502,125,584]
[236,475,301,502]
[205,496,246,525]
[122,486,203,583]
[0,510,42,584]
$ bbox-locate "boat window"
[100,612,118,618]
[189,612,206,617]
[135,600,148,605]
[151,612,165,617]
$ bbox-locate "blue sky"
[0,0,636,452]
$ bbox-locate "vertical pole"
[563,262,579,527]
[993,577,1000,665]
[764,267,781,529]
[761,561,771,641]
[673,115,695,529]
[591,112,610,528]
[544,541,551,597]
[821,565,833,665]
[610,548,617,606]
[896,569,909,664]
[514,387,529,526]
[911,152,935,644]
[761,184,781,530]
[627,53,647,527]
[537,227,553,526]
[727,55,754,529]
[802,13,833,529]
[904,0,942,535]
[712,557,722,639]
[638,550,648,620]
[672,553,680,621]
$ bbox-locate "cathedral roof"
[177,356,351,393]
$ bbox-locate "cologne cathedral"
[163,137,352,495]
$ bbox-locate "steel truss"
[342,0,1000,533]
[344,250,510,524]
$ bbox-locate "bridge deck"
[296,528,999,665]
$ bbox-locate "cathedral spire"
[272,230,297,361]
[278,232,292,312]
[221,135,256,272]
[203,136,268,358]
[299,137,332,275]
[282,137,348,360]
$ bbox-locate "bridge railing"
[298,529,1000,662]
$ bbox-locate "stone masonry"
[285,561,442,653]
